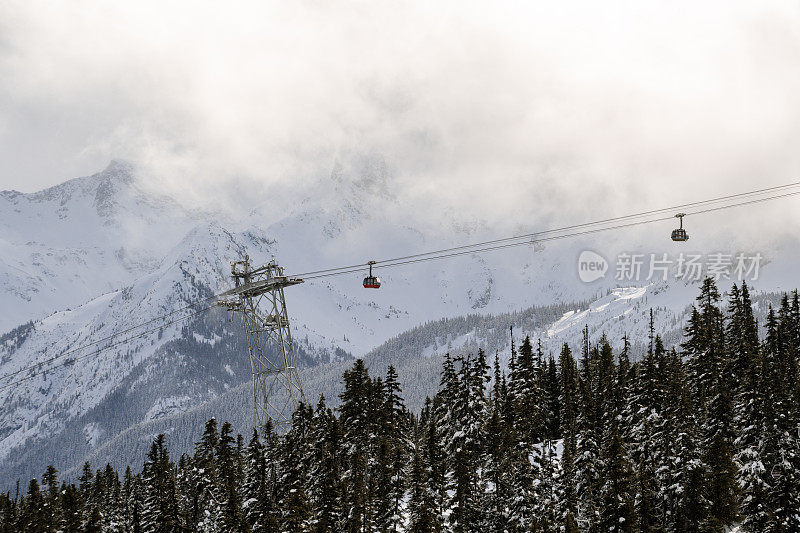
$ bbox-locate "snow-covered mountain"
[1,160,798,487]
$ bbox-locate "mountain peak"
[99,159,136,181]
[94,160,136,219]
[352,153,393,199]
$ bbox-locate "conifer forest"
[2,278,799,533]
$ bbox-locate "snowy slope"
[1,160,799,487]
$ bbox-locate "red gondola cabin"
[363,276,381,288]
[363,261,381,288]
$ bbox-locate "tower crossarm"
[217,276,304,300]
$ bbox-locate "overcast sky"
[2,1,800,229]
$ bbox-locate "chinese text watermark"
[578,251,763,283]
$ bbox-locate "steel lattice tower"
[218,257,305,430]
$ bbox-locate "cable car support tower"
[218,257,306,431]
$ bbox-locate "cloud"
[1,0,800,235]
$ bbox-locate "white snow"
[82,422,104,449]
[2,160,800,468]
[144,396,194,423]
[194,332,222,346]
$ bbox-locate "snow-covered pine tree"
[41,465,61,532]
[100,463,124,533]
[0,492,17,529]
[491,350,502,408]
[278,404,314,533]
[634,458,663,532]
[176,454,195,531]
[544,353,562,440]
[447,352,489,532]
[557,342,579,524]
[308,396,343,532]
[733,289,772,532]
[726,284,759,401]
[734,353,771,530]
[420,396,447,531]
[628,313,664,471]
[141,433,179,533]
[407,441,437,533]
[509,336,542,447]
[537,439,561,533]
[18,477,45,531]
[596,335,618,434]
[242,428,278,533]
[374,366,411,532]
[216,421,242,531]
[506,337,538,528]
[649,336,678,526]
[84,505,103,533]
[194,418,221,532]
[683,278,739,530]
[664,368,708,532]
[364,374,385,528]
[482,392,512,531]
[122,465,140,533]
[435,353,458,458]
[593,334,635,531]
[762,303,800,532]
[78,461,96,524]
[574,330,601,530]
[339,359,374,533]
[598,425,635,532]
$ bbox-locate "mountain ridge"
[2,161,798,489]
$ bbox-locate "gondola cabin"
[671,213,689,242]
[363,276,381,289]
[671,228,689,242]
[363,260,381,289]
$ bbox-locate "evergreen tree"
[85,505,104,533]
[509,336,542,447]
[762,304,800,532]
[0,492,18,533]
[19,478,45,533]
[734,318,772,533]
[279,405,314,533]
[100,463,124,533]
[339,359,374,533]
[375,366,411,532]
[216,421,242,531]
[634,460,662,533]
[242,428,279,533]
[544,354,562,440]
[598,427,635,533]
[574,332,601,530]
[683,278,739,529]
[141,433,178,533]
[60,483,85,533]
[41,466,60,532]
[535,438,560,533]
[194,418,220,532]
[482,400,512,532]
[421,397,447,531]
[123,466,140,533]
[407,442,437,533]
[6,280,800,533]
[308,397,343,533]
[447,353,488,532]
[558,343,580,524]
